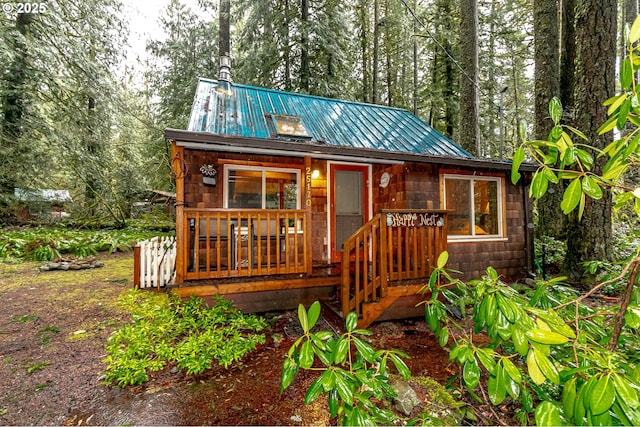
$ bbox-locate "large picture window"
[443,174,504,239]
[224,165,300,209]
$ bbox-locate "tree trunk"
[300,0,309,92]
[444,54,455,139]
[534,0,566,241]
[372,0,379,104]
[84,94,99,214]
[358,0,370,103]
[384,0,394,106]
[412,0,418,115]
[283,0,292,91]
[511,56,522,147]
[564,0,616,282]
[533,0,559,140]
[560,0,576,117]
[458,0,479,155]
[428,49,437,127]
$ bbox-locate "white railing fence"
[134,236,176,289]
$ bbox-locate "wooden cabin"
[165,79,535,327]
[14,188,72,221]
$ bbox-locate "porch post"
[304,156,313,275]
[380,213,388,297]
[172,143,186,283]
[133,244,141,289]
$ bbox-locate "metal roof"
[187,79,473,159]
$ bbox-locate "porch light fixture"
[312,169,320,179]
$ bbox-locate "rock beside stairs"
[391,378,422,415]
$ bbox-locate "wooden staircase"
[340,210,448,328]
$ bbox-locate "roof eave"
[164,128,537,173]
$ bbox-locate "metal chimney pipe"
[219,56,231,83]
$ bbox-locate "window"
[224,165,300,209]
[443,174,504,239]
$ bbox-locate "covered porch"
[182,208,309,279]
[170,208,447,327]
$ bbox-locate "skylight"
[269,114,311,139]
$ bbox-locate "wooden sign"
[386,212,445,227]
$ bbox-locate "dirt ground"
[0,252,484,426]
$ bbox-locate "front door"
[330,164,369,262]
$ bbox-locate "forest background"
[0,0,636,279]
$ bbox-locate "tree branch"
[556,253,640,310]
[607,255,640,350]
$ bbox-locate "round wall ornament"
[380,172,390,188]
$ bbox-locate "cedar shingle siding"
[181,148,529,281]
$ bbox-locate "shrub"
[103,291,268,387]
[535,235,566,274]
[423,251,640,426]
[0,226,173,261]
[281,302,411,426]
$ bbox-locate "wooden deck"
[170,274,340,298]
[165,209,447,327]
[180,209,310,281]
[168,270,427,326]
[168,267,340,314]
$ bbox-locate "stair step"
[319,300,345,334]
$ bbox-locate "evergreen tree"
[533,0,566,239]
[0,11,40,195]
[0,0,170,224]
[564,0,617,280]
[353,0,372,103]
[477,0,532,158]
[420,0,459,139]
[235,0,352,98]
[459,0,480,155]
[305,0,353,98]
[147,0,218,129]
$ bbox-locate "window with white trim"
[443,174,504,239]
[224,165,300,209]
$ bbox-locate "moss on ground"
[0,256,132,292]
[410,376,466,426]
[0,255,133,335]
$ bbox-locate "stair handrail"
[341,213,387,317]
[341,209,449,320]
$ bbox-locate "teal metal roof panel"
[187,78,473,158]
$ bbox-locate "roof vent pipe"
[219,56,231,83]
[218,0,231,92]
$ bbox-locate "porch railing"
[341,210,448,317]
[134,236,177,289]
[182,208,308,280]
